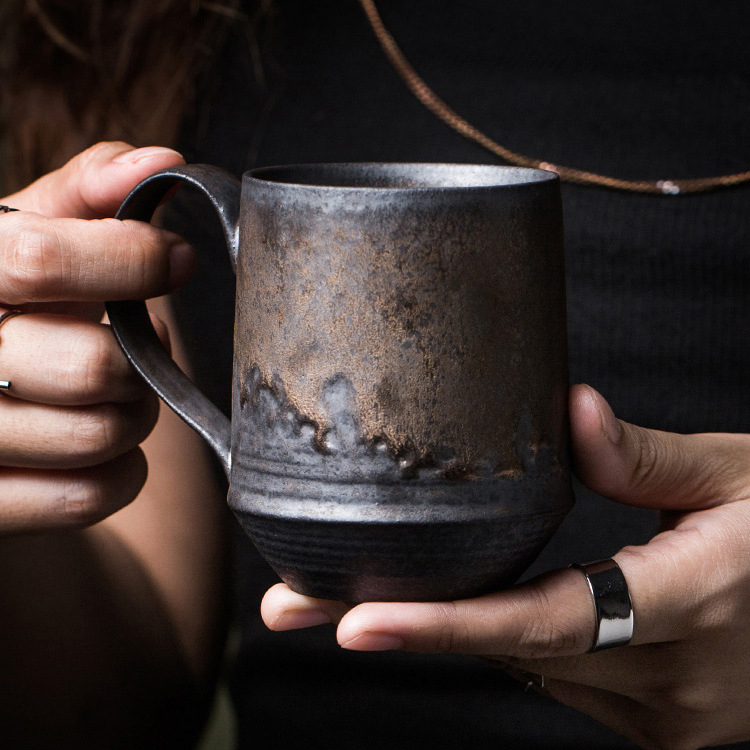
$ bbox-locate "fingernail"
[113,146,183,165]
[340,632,404,651]
[167,242,195,290]
[272,609,332,631]
[591,386,622,444]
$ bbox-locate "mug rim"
[244,162,559,191]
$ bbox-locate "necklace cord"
[358,0,750,195]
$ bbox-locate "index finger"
[335,567,597,656]
[332,511,740,656]
[260,571,597,654]
[0,212,192,304]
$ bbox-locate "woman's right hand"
[0,141,191,533]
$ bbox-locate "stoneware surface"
[108,162,573,602]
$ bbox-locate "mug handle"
[105,165,242,478]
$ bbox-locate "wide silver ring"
[571,558,634,652]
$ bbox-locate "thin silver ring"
[0,310,25,328]
[0,309,25,392]
[571,558,634,652]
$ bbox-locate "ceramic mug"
[106,162,572,602]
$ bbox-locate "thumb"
[2,141,185,219]
[571,383,749,511]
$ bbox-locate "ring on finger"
[0,309,26,392]
[571,558,634,652]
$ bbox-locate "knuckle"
[108,219,164,291]
[517,589,586,656]
[68,404,123,460]
[55,451,146,527]
[630,428,662,490]
[5,219,62,301]
[67,330,118,400]
[615,544,647,569]
[55,481,112,527]
[425,601,469,652]
[520,618,579,656]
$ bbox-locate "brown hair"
[0,0,266,191]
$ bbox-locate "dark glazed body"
[228,164,572,601]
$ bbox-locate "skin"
[261,384,750,750]
[4,141,750,749]
[0,142,227,748]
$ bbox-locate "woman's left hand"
[261,384,750,750]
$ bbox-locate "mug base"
[274,566,530,603]
[233,509,571,602]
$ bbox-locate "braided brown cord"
[358,0,750,195]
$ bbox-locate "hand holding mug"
[0,142,191,533]
[261,384,750,750]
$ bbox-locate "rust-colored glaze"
[237,164,567,476]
